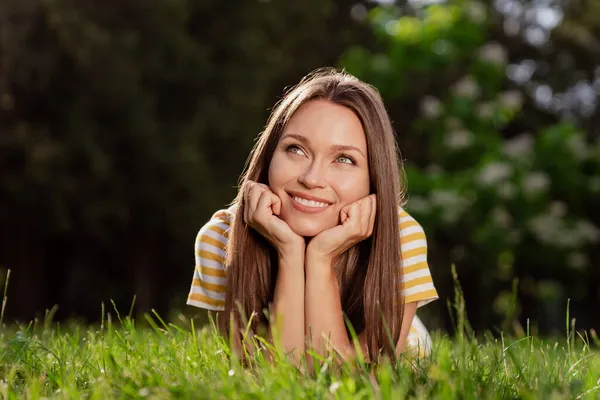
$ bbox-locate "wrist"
[278,240,305,263]
[305,243,333,265]
[305,253,337,289]
[305,249,335,275]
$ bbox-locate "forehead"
[282,100,367,151]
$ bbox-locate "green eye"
[337,155,356,165]
[286,145,305,156]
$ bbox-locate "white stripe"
[197,242,226,258]
[406,329,432,353]
[402,282,436,297]
[193,271,226,285]
[400,225,424,236]
[189,285,226,300]
[186,299,225,312]
[401,239,427,252]
[212,220,231,233]
[194,257,226,270]
[407,320,431,346]
[402,268,431,282]
[411,315,428,335]
[402,253,427,267]
[203,228,228,244]
[399,215,414,224]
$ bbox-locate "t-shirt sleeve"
[399,208,439,308]
[186,212,230,311]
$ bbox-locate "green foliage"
[340,1,600,332]
[2,0,599,337]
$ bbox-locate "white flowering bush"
[340,1,600,332]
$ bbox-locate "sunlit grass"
[2,314,599,399]
[1,269,599,399]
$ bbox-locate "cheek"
[267,153,288,188]
[334,172,370,203]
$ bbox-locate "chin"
[287,220,331,238]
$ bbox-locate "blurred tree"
[340,0,600,335]
[0,0,374,321]
[2,0,598,336]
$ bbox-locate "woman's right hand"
[243,180,304,258]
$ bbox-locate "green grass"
[1,268,598,399]
[1,307,598,399]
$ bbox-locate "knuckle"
[253,211,264,224]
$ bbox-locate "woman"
[187,68,438,365]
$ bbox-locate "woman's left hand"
[306,194,376,265]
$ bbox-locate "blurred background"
[1,0,598,336]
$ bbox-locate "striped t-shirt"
[187,205,439,355]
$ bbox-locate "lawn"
[2,304,599,399]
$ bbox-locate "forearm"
[304,256,352,359]
[270,252,305,363]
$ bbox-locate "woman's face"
[268,99,370,237]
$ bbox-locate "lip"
[287,191,332,204]
[287,191,332,214]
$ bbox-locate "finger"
[271,192,282,216]
[346,202,362,233]
[340,204,351,224]
[248,184,266,219]
[255,189,276,219]
[358,197,372,236]
[253,183,280,215]
[367,195,376,236]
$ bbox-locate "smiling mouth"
[287,192,332,213]
[291,195,329,208]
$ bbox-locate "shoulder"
[397,206,428,265]
[194,207,235,269]
[397,207,427,238]
[195,206,235,248]
[397,206,438,307]
[188,207,234,311]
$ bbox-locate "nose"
[298,160,326,189]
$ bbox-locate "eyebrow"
[281,133,367,159]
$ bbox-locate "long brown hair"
[223,68,406,361]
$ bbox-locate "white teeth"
[293,196,328,208]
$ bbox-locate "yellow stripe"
[409,326,418,334]
[196,265,226,278]
[201,236,227,251]
[192,278,226,293]
[402,262,429,275]
[401,232,426,243]
[400,220,419,230]
[402,247,426,260]
[188,292,225,307]
[404,289,438,304]
[208,225,229,238]
[398,209,409,218]
[196,250,225,263]
[403,276,433,290]
[212,210,230,220]
[207,224,229,238]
